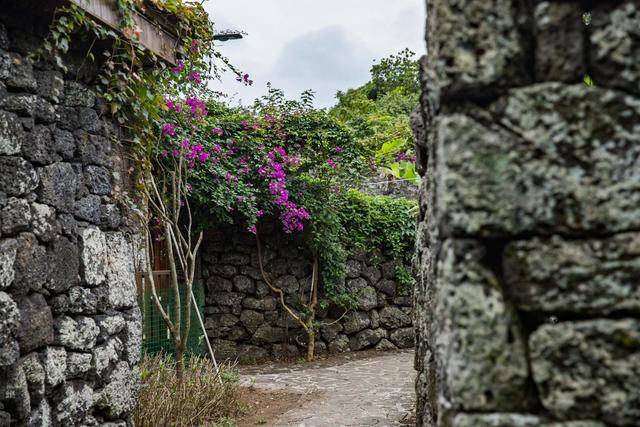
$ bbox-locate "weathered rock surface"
[435,84,640,237]
[17,293,53,352]
[426,0,528,99]
[530,319,640,425]
[504,233,640,314]
[435,240,530,412]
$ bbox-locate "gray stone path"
[239,350,416,426]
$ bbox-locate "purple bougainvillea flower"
[162,123,176,136]
[335,146,343,153]
[327,158,337,169]
[188,71,202,84]
[247,225,257,234]
[171,60,185,74]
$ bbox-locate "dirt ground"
[236,387,320,427]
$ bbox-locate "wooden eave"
[69,0,179,64]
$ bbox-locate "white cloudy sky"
[204,0,426,108]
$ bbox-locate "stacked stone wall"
[414,1,640,426]
[201,224,414,361]
[0,6,142,426]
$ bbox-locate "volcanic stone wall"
[201,224,414,362]
[413,1,640,426]
[0,8,142,426]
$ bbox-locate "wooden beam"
[69,0,178,64]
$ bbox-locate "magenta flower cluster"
[259,147,310,233]
[236,72,253,86]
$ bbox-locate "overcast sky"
[204,1,426,108]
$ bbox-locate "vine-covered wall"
[413,1,640,426]
[200,223,414,361]
[0,5,142,425]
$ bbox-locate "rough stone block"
[240,310,262,334]
[206,275,233,293]
[54,316,99,351]
[349,328,386,351]
[19,352,45,400]
[3,53,36,91]
[534,2,585,82]
[208,291,242,307]
[379,306,412,329]
[342,311,371,335]
[102,232,136,309]
[0,290,19,366]
[238,344,268,362]
[220,252,250,266]
[76,132,112,167]
[0,110,23,155]
[92,337,122,376]
[211,339,238,360]
[36,162,76,211]
[272,343,299,359]
[251,324,285,344]
[435,240,530,412]
[451,413,606,427]
[389,327,414,349]
[504,233,640,314]
[1,197,31,234]
[12,233,48,293]
[53,380,93,425]
[79,226,107,286]
[328,334,349,353]
[52,128,74,160]
[66,352,92,378]
[233,275,254,293]
[0,365,30,421]
[0,238,17,290]
[356,286,377,311]
[205,313,240,338]
[320,322,343,342]
[436,84,640,237]
[27,399,52,427]
[0,156,38,196]
[35,70,64,102]
[530,319,640,425]
[274,274,298,294]
[22,125,58,165]
[374,338,397,351]
[375,279,396,297]
[345,259,362,278]
[17,293,53,352]
[120,308,141,366]
[66,286,99,314]
[84,165,111,196]
[591,1,640,95]
[427,0,528,98]
[30,202,58,242]
[361,265,381,285]
[43,346,66,387]
[64,82,96,108]
[74,195,101,223]
[45,236,79,293]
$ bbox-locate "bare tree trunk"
[306,330,315,362]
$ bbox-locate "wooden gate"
[136,237,204,357]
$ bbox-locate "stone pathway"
[239,350,415,426]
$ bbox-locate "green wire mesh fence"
[136,272,205,358]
